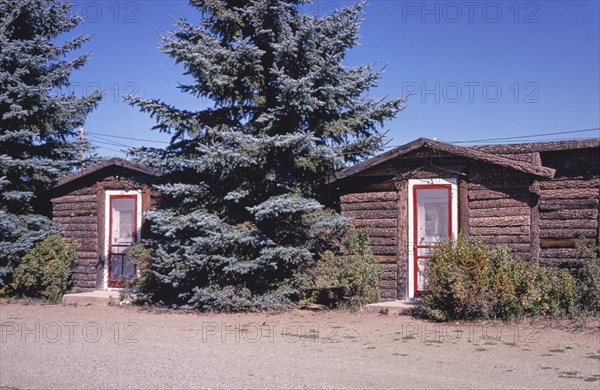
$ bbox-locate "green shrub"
[10,234,78,303]
[313,227,382,308]
[423,234,579,321]
[575,242,600,315]
[121,243,154,301]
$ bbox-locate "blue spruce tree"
[128,0,404,310]
[0,0,101,285]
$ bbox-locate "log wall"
[340,191,399,300]
[51,185,99,291]
[538,149,600,267]
[467,165,532,259]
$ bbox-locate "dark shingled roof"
[471,138,600,154]
[332,137,558,182]
[54,157,159,188]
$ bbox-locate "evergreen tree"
[0,0,101,285]
[128,0,404,310]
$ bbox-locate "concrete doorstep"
[62,290,124,306]
[364,299,422,315]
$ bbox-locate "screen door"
[108,195,137,287]
[412,185,453,295]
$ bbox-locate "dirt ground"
[0,303,599,389]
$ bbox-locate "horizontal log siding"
[537,149,600,266]
[539,176,599,265]
[51,186,98,291]
[340,191,399,299]
[468,165,532,259]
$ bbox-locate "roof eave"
[54,158,159,189]
[423,140,556,179]
[331,137,556,183]
[330,138,429,182]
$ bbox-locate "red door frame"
[108,195,138,287]
[412,184,453,295]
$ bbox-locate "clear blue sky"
[64,0,600,156]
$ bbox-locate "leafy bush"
[423,234,579,321]
[120,243,154,302]
[0,212,59,287]
[125,243,154,291]
[10,234,78,303]
[575,242,600,315]
[312,227,382,308]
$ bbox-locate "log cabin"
[51,158,160,292]
[51,138,599,298]
[331,138,600,301]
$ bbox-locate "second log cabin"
[331,138,600,301]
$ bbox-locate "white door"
[107,195,138,287]
[407,179,458,298]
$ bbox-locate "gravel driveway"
[1,303,599,389]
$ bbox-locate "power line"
[457,136,600,146]
[87,127,600,147]
[86,131,170,144]
[85,127,600,157]
[87,133,133,148]
[88,137,132,149]
[340,134,600,156]
[447,128,600,144]
[95,145,126,154]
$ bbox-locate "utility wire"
[447,128,600,144]
[95,145,126,154]
[86,127,600,157]
[88,137,132,149]
[87,134,133,149]
[86,130,170,144]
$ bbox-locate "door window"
[108,196,137,287]
[413,185,452,294]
